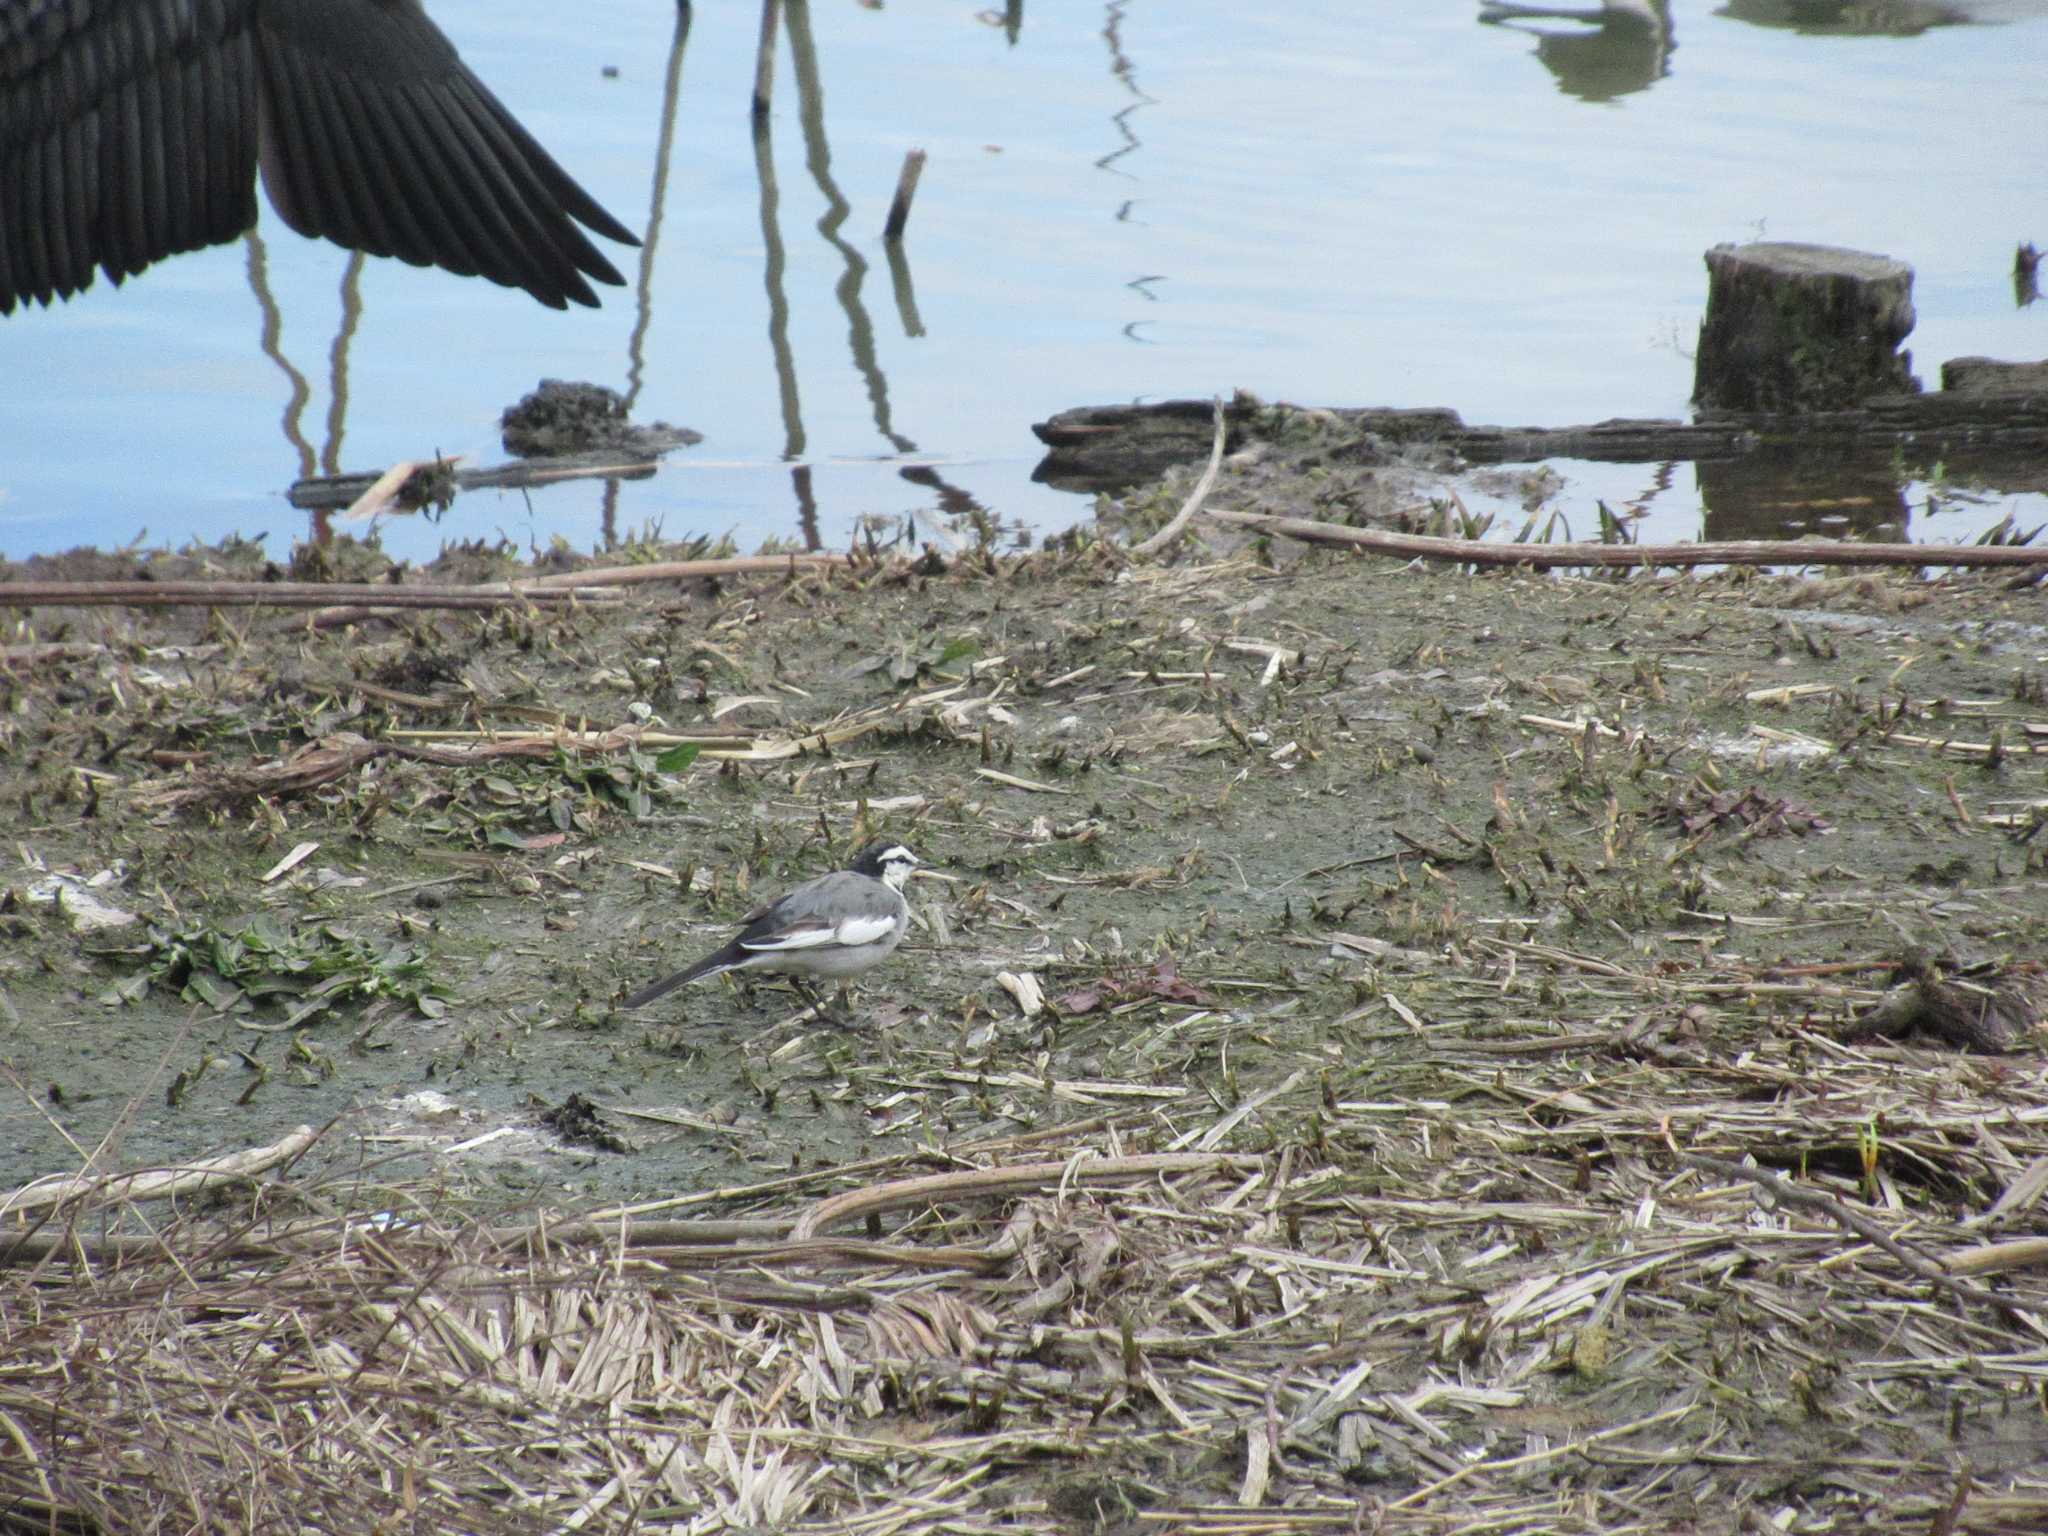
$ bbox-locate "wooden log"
[1694,242,1919,412]
[1941,356,2048,397]
[1031,387,2048,495]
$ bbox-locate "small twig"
[1130,399,1227,558]
[1682,1152,2038,1327]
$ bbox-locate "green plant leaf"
[656,742,702,773]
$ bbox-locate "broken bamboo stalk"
[1203,508,2048,569]
[0,581,620,611]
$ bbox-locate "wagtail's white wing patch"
[831,913,905,948]
[743,913,899,953]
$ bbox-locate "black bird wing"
[254,0,636,307]
[1,0,263,311]
[0,0,639,313]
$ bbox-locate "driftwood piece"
[522,553,847,588]
[0,1126,317,1222]
[289,378,703,513]
[1695,242,1919,411]
[1031,396,1268,492]
[288,448,689,511]
[1849,956,2044,1055]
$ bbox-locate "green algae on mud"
[2,533,2044,1211]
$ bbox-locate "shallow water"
[2,0,2044,562]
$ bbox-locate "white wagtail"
[620,841,920,1017]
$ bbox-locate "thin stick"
[524,552,847,588]
[882,149,927,242]
[1204,507,2048,569]
[0,581,619,611]
[301,553,850,628]
[1129,398,1227,558]
[790,1151,1256,1239]
[1681,1152,2039,1327]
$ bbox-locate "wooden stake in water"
[883,149,928,242]
[752,0,782,119]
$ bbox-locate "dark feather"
[0,0,636,313]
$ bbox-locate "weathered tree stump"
[1694,242,1919,413]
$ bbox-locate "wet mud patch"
[5,539,2044,1196]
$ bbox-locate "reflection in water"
[322,255,365,479]
[886,241,927,338]
[753,113,805,465]
[1478,1,1674,101]
[1101,0,1157,355]
[900,464,987,519]
[977,2,1025,47]
[627,3,696,413]
[242,5,694,551]
[746,0,990,550]
[247,233,365,543]
[1713,0,2040,36]
[791,463,822,552]
[753,0,783,120]
[246,231,318,487]
[785,0,916,456]
[752,79,810,551]
[1697,446,1911,542]
[608,1,696,547]
[1098,1,1151,188]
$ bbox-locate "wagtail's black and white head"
[621,841,921,1016]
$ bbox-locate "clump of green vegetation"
[119,914,449,1027]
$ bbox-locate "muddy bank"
[7,510,2048,1530]
[5,522,2043,1205]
